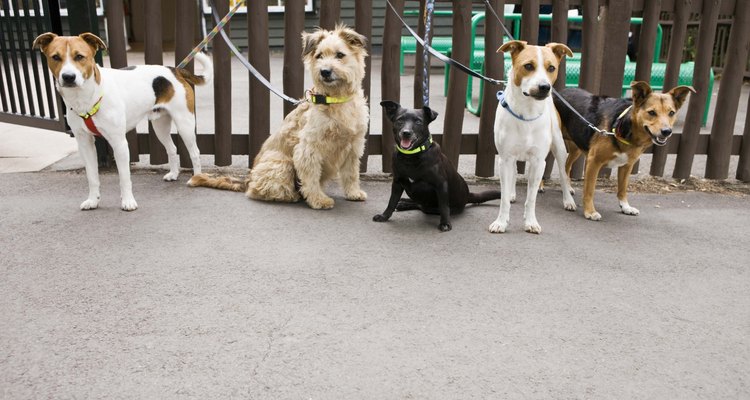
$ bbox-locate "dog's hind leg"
[339,144,367,201]
[246,151,300,203]
[551,128,577,210]
[151,115,181,181]
[172,114,202,176]
[395,198,421,211]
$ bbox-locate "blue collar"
[497,91,543,122]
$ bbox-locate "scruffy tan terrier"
[189,25,369,210]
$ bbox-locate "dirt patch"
[594,175,750,196]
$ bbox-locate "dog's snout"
[401,130,413,138]
[660,127,672,137]
[538,83,551,93]
[61,73,76,84]
[320,69,332,78]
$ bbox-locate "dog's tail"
[177,52,213,86]
[187,173,247,192]
[467,190,502,204]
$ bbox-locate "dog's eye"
[648,110,657,117]
[524,63,534,71]
[547,65,556,73]
[668,110,676,117]
[74,54,85,61]
[51,54,62,61]
[336,52,345,59]
[315,53,322,59]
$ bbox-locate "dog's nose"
[320,69,332,79]
[401,130,413,138]
[61,73,76,84]
[661,128,672,137]
[538,83,551,94]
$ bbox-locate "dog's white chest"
[607,152,629,168]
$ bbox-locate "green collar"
[611,105,633,146]
[306,89,350,105]
[397,137,433,155]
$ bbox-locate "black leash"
[385,0,504,86]
[481,0,609,134]
[208,0,302,105]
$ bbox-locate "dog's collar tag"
[497,91,542,122]
[77,95,104,137]
[397,136,433,155]
[611,105,633,146]
[306,90,351,106]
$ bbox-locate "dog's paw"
[373,214,389,222]
[307,196,334,210]
[488,220,507,233]
[509,194,517,203]
[620,204,640,216]
[345,190,367,201]
[524,221,542,234]
[564,199,577,211]
[438,222,452,232]
[585,211,602,221]
[80,198,99,210]
[163,171,179,181]
[569,188,576,196]
[121,197,138,211]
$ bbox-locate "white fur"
[53,43,210,211]
[489,47,576,234]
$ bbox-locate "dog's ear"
[498,40,527,57]
[631,81,653,108]
[546,42,573,60]
[79,33,107,52]
[336,25,367,50]
[32,32,57,52]
[423,106,438,123]
[380,100,402,121]
[301,30,325,58]
[668,85,695,110]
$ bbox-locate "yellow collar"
[78,95,103,119]
[611,105,632,146]
[306,89,350,105]
[397,137,433,155]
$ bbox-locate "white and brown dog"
[489,40,576,234]
[33,32,211,211]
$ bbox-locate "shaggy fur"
[188,25,369,210]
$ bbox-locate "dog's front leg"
[617,162,639,216]
[110,136,138,211]
[373,181,404,222]
[74,131,101,210]
[489,157,515,233]
[435,180,452,232]
[523,157,545,234]
[340,145,367,201]
[293,142,334,209]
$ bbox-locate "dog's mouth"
[647,126,669,146]
[399,136,415,149]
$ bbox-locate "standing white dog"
[33,32,211,211]
[489,40,576,234]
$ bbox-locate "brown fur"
[168,67,203,113]
[188,25,369,210]
[499,40,572,88]
[561,81,695,220]
[33,33,106,84]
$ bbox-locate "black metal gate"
[0,0,67,131]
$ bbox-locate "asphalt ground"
[1,170,749,399]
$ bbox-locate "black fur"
[152,76,173,100]
[553,87,634,151]
[373,101,501,232]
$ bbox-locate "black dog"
[373,101,501,231]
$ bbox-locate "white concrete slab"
[0,122,77,173]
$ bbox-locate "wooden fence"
[1,0,749,181]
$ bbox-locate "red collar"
[78,96,103,136]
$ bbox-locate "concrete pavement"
[1,170,749,399]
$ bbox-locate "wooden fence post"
[355,0,373,173]
[381,0,405,173]
[283,0,305,118]
[175,0,196,168]
[442,1,472,167]
[213,0,232,166]
[413,0,428,109]
[476,0,505,178]
[319,0,341,30]
[247,2,271,165]
[572,0,600,179]
[144,0,167,165]
[521,0,540,45]
[673,0,721,180]
[544,0,570,179]
[651,0,690,177]
[705,0,750,179]
[737,98,750,181]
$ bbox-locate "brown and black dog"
[554,81,694,220]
